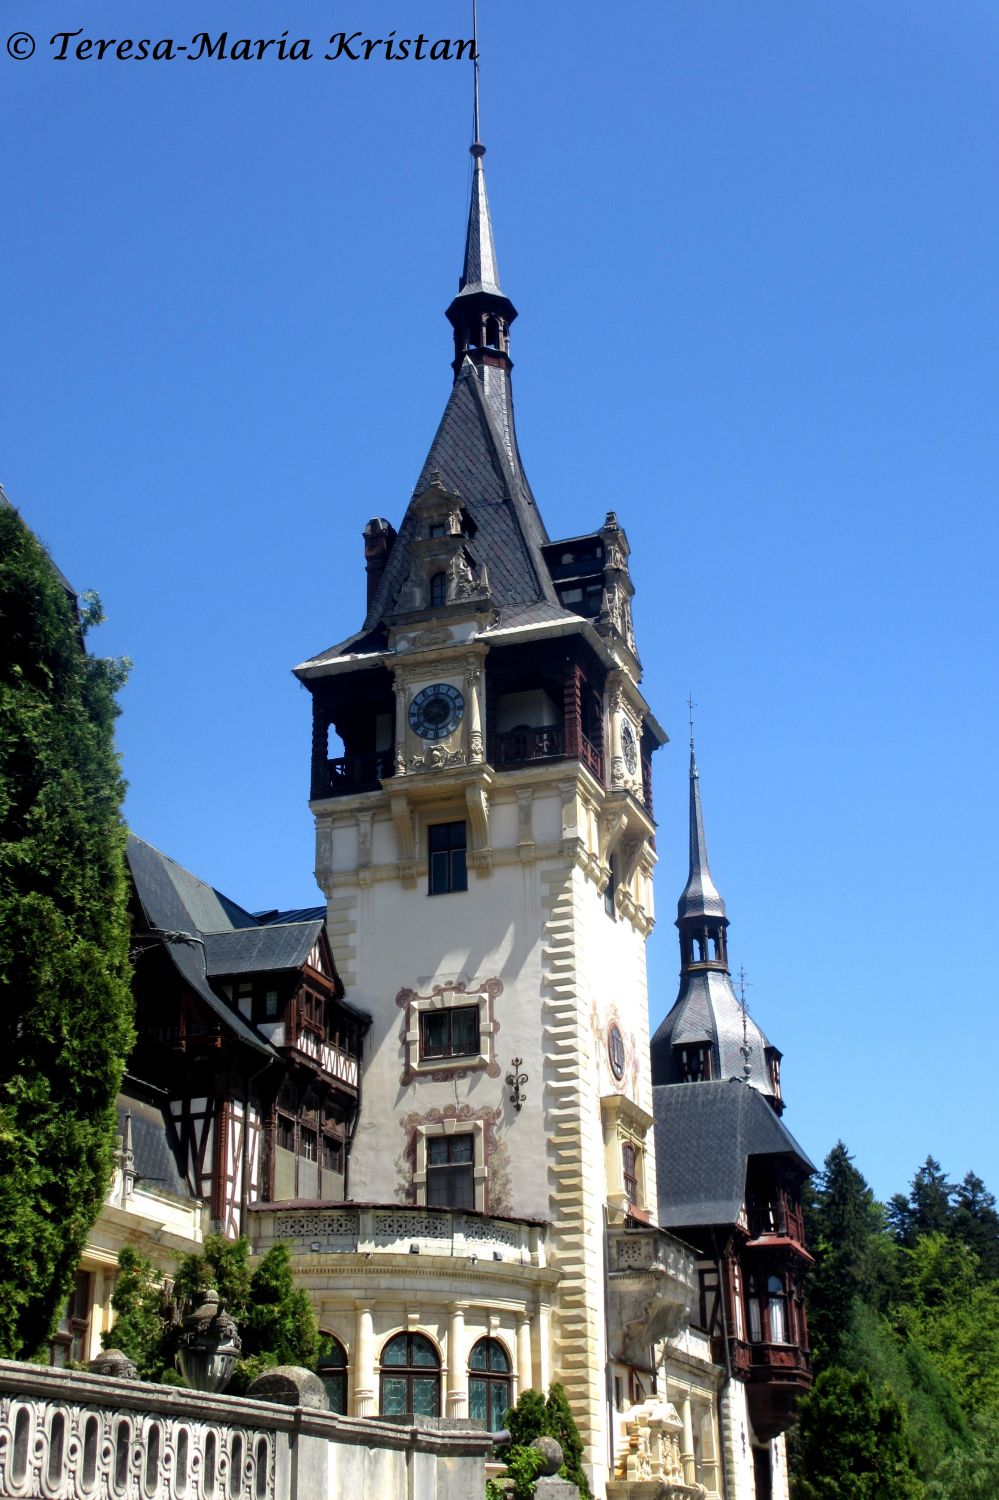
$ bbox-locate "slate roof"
[654,1080,814,1231]
[254,906,327,925]
[456,144,503,299]
[651,970,778,1099]
[678,748,726,922]
[117,1084,191,1200]
[203,922,324,977]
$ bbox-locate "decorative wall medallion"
[608,1023,626,1080]
[408,682,465,741]
[622,722,638,775]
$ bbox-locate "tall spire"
[446,7,517,380]
[677,736,727,928]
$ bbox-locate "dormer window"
[429,572,447,608]
[677,1043,712,1082]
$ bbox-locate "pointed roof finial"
[738,966,753,1080]
[455,0,503,297]
[677,706,728,923]
[472,0,482,149]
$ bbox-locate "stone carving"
[88,1348,138,1381]
[409,745,466,773]
[246,1366,328,1410]
[0,1393,274,1500]
[530,1436,563,1475]
[608,1228,697,1365]
[275,1211,358,1241]
[411,626,453,648]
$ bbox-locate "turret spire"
[677,737,728,930]
[445,10,517,379]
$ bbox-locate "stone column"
[680,1392,696,1486]
[353,1303,376,1417]
[536,1302,552,1391]
[393,673,408,774]
[516,1315,533,1397]
[698,1402,720,1496]
[447,1303,468,1417]
[465,661,483,762]
[608,680,625,787]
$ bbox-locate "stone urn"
[176,1290,242,1392]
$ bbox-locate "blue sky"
[3,0,998,1206]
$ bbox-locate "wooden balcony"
[321,751,395,799]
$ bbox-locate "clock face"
[622,722,638,775]
[408,682,465,741]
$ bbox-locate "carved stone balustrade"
[250,1203,547,1269]
[607,1227,697,1366]
[0,1358,491,1500]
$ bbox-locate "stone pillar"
[536,1302,553,1391]
[608,681,624,787]
[447,1303,468,1417]
[699,1402,720,1496]
[353,1304,376,1417]
[465,661,483,762]
[393,674,408,774]
[517,1315,533,1396]
[680,1393,696,1486]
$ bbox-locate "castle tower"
[292,125,694,1493]
[652,747,812,1499]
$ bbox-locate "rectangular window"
[420,1005,480,1060]
[300,1127,318,1163]
[697,1267,720,1333]
[622,1143,639,1206]
[428,821,467,896]
[321,1134,344,1173]
[426,1133,474,1209]
[604,858,617,919]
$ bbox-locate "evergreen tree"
[951,1172,999,1278]
[241,1243,320,1369]
[804,1141,889,1365]
[889,1158,954,1247]
[102,1247,176,1381]
[792,1366,924,1500]
[544,1383,591,1499]
[504,1388,547,1446]
[0,505,133,1358]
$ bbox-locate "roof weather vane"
[687,692,697,750]
[738,966,753,1081]
[471,0,481,146]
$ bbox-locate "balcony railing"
[251,1203,546,1267]
[747,1203,805,1243]
[495,725,564,766]
[580,733,603,781]
[291,1029,359,1089]
[322,751,395,798]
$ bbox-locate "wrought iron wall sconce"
[506,1057,528,1111]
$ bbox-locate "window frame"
[379,1332,441,1418]
[468,1338,512,1430]
[412,1117,489,1212]
[427,820,468,896]
[425,1132,475,1210]
[419,1004,481,1061]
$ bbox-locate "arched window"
[430,572,447,608]
[468,1339,511,1429]
[379,1332,440,1418]
[317,1337,348,1414]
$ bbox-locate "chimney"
[363,518,397,610]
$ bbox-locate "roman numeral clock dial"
[408,683,465,742]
